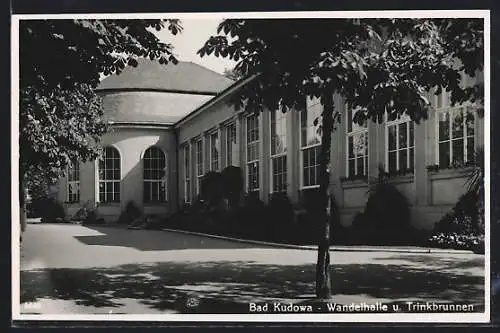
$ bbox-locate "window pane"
[160,182,166,201]
[399,122,407,148]
[144,182,151,202]
[303,167,309,187]
[356,157,364,176]
[347,108,352,133]
[315,163,321,185]
[348,159,355,177]
[114,186,120,202]
[467,137,475,162]
[439,142,450,168]
[105,158,113,169]
[399,149,408,170]
[348,136,354,158]
[354,134,367,157]
[151,182,159,201]
[439,112,450,141]
[113,182,120,198]
[409,122,414,147]
[388,125,396,151]
[409,148,414,170]
[303,149,310,167]
[451,111,464,139]
[452,139,464,164]
[389,151,397,173]
[248,162,259,190]
[466,110,475,136]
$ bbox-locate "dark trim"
[110,122,174,128]
[174,73,260,128]
[96,87,219,96]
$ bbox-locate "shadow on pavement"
[21,260,485,314]
[74,225,274,251]
[372,254,484,271]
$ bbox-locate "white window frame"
[183,144,191,204]
[246,113,260,193]
[345,107,369,178]
[98,146,121,203]
[300,98,322,189]
[66,162,80,203]
[225,122,237,167]
[270,110,287,193]
[385,114,415,174]
[143,146,167,203]
[435,105,476,167]
[195,139,204,196]
[208,130,220,172]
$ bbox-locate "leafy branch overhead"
[198,19,483,124]
[20,19,183,181]
[198,18,484,298]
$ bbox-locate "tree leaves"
[199,18,482,126]
[20,19,183,181]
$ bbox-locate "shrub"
[429,232,484,253]
[354,166,412,245]
[82,210,98,225]
[200,171,224,209]
[73,201,95,221]
[266,192,295,241]
[117,201,142,225]
[329,195,349,244]
[36,198,65,222]
[429,190,484,252]
[221,166,244,209]
[235,193,267,236]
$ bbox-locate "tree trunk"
[20,170,27,243]
[315,92,335,299]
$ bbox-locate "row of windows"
[66,146,167,204]
[181,98,478,201]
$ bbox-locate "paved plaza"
[18,223,485,315]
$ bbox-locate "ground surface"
[18,223,485,315]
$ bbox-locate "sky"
[154,19,237,75]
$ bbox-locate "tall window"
[209,131,219,171]
[270,110,287,193]
[246,114,260,192]
[386,115,414,174]
[195,139,203,195]
[66,162,80,203]
[346,108,368,178]
[437,105,475,168]
[143,146,166,203]
[225,123,237,166]
[98,146,120,203]
[301,98,322,187]
[183,144,191,204]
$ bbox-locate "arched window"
[143,146,167,203]
[98,147,121,203]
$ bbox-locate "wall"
[100,90,214,124]
[177,97,238,144]
[174,85,484,231]
[59,126,177,222]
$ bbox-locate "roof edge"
[174,73,260,128]
[109,121,175,129]
[96,87,219,96]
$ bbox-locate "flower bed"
[428,232,484,253]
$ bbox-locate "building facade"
[56,59,484,230]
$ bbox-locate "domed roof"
[97,58,234,94]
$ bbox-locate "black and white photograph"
[11,10,490,323]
